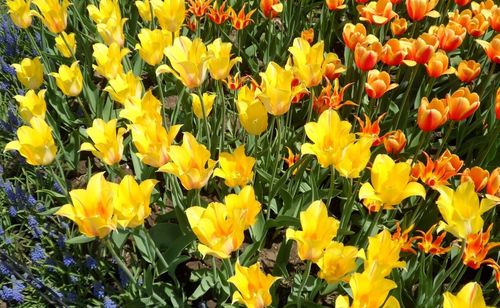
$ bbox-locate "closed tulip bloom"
[235,85,268,135]
[87,0,121,24]
[316,241,359,284]
[55,173,117,238]
[7,0,32,28]
[214,145,256,188]
[338,272,398,308]
[467,13,489,37]
[4,117,57,166]
[336,137,373,178]
[381,39,407,66]
[225,186,261,228]
[476,34,500,63]
[157,37,208,89]
[383,129,406,155]
[228,261,280,308]
[260,0,283,18]
[286,200,340,261]
[455,60,481,83]
[31,0,69,33]
[54,31,76,57]
[446,87,480,121]
[135,29,171,66]
[301,109,356,168]
[92,43,129,80]
[288,38,334,87]
[342,23,371,50]
[323,53,346,80]
[96,17,127,47]
[436,182,497,239]
[301,28,314,44]
[326,0,346,10]
[154,0,185,32]
[365,69,398,99]
[363,229,406,278]
[114,176,158,228]
[186,202,245,258]
[80,119,126,166]
[191,92,216,119]
[135,0,157,21]
[206,38,241,80]
[354,40,382,71]
[120,90,162,124]
[130,122,182,168]
[433,22,466,52]
[487,168,500,197]
[14,89,46,122]
[461,167,490,192]
[490,5,500,32]
[159,132,216,190]
[390,17,407,36]
[104,71,143,105]
[358,0,397,25]
[404,34,438,66]
[406,0,440,21]
[12,57,44,89]
[425,50,454,78]
[443,282,490,308]
[359,154,426,212]
[50,62,83,97]
[417,97,448,131]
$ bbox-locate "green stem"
[394,67,418,129]
[217,81,226,157]
[326,165,336,206]
[197,88,212,151]
[297,260,312,307]
[357,209,383,247]
[478,122,499,165]
[438,121,455,155]
[430,241,465,299]
[267,116,284,220]
[338,180,358,242]
[105,239,137,286]
[411,131,428,165]
[156,75,168,127]
[302,87,316,143]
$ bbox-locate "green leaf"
[111,229,129,249]
[133,229,156,264]
[65,235,95,245]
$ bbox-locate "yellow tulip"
[316,241,359,284]
[14,89,46,122]
[4,117,57,166]
[6,0,32,29]
[104,71,143,105]
[359,154,426,212]
[335,137,373,178]
[50,62,83,97]
[96,17,127,47]
[114,175,158,228]
[258,62,303,116]
[87,0,121,24]
[135,0,158,21]
[55,172,118,239]
[12,57,44,90]
[214,145,255,187]
[436,182,497,239]
[154,0,185,33]
[301,109,355,168]
[191,92,216,119]
[54,31,76,58]
[120,90,162,124]
[158,132,216,190]
[363,229,406,278]
[185,202,245,258]
[129,122,182,168]
[286,200,340,261]
[228,261,280,308]
[80,118,126,166]
[206,38,241,80]
[31,0,69,33]
[92,42,129,80]
[340,272,399,308]
[225,185,261,228]
[443,282,491,308]
[235,85,268,135]
[156,36,209,89]
[135,28,172,66]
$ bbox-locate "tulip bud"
[326,0,347,11]
[490,6,500,32]
[476,34,500,64]
[446,87,480,121]
[390,17,407,36]
[32,0,69,33]
[354,40,382,71]
[434,22,466,52]
[12,57,44,90]
[383,130,406,155]
[191,92,216,119]
[417,97,448,131]
[260,0,283,18]
[365,69,398,99]
[135,29,172,66]
[461,167,489,192]
[381,39,406,66]
[406,0,440,22]
[455,60,481,83]
[487,168,500,197]
[50,62,83,97]
[425,50,455,78]
[6,0,32,29]
[301,28,314,44]
[55,32,76,58]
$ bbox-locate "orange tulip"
[228,4,256,30]
[260,0,282,18]
[354,40,382,71]
[432,22,466,52]
[406,0,439,21]
[342,23,374,50]
[323,53,346,80]
[358,0,397,25]
[461,167,490,192]
[490,5,500,32]
[188,0,212,17]
[355,113,385,146]
[383,130,406,155]
[414,224,451,255]
[207,1,230,24]
[381,39,407,66]
[326,0,346,10]
[467,12,489,37]
[390,17,407,36]
[411,150,463,187]
[446,87,480,121]
[404,34,438,66]
[496,88,500,120]
[454,0,471,5]
[301,28,314,44]
[313,79,355,113]
[455,60,481,83]
[417,97,448,131]
[462,225,500,270]
[486,167,499,197]
[448,9,471,27]
[425,50,455,78]
[476,34,500,63]
[365,69,398,99]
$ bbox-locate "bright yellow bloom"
[228,261,280,308]
[225,186,261,229]
[120,90,162,124]
[335,137,373,178]
[191,92,216,119]
[87,0,121,24]
[286,200,340,261]
[363,229,406,278]
[158,132,216,190]
[31,0,69,33]
[316,241,359,284]
[54,31,76,58]
[4,117,57,166]
[135,28,172,66]
[235,85,268,135]
[55,172,118,238]
[337,273,399,308]
[436,182,497,239]
[206,38,241,80]
[185,202,245,258]
[49,62,83,97]
[96,16,127,47]
[214,145,255,187]
[12,57,44,90]
[301,109,355,168]
[7,0,32,28]
[14,89,46,122]
[258,62,303,116]
[135,0,157,21]
[114,176,158,228]
[129,122,182,168]
[157,36,209,89]
[80,119,126,166]
[154,0,186,33]
[443,282,492,308]
[104,71,143,105]
[359,154,426,212]
[92,42,129,80]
